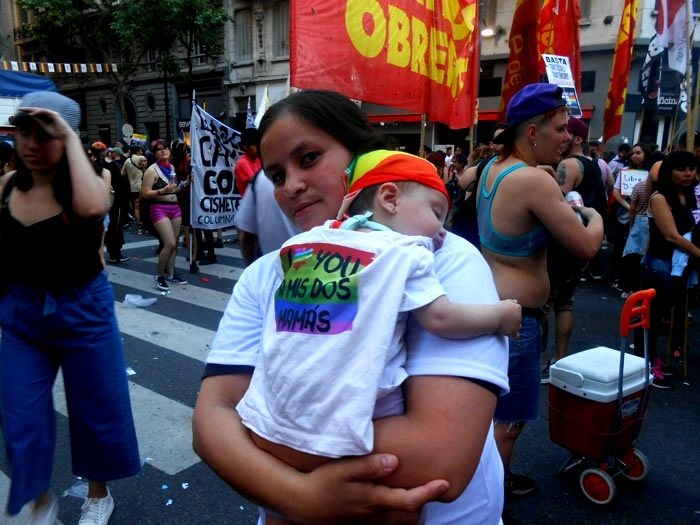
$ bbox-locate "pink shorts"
[150,202,182,224]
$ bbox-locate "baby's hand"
[497,299,522,339]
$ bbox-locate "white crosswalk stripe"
[141,257,244,281]
[115,302,216,362]
[1,234,246,515]
[105,265,233,312]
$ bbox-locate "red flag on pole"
[538,0,581,92]
[290,0,480,129]
[498,0,541,121]
[603,0,639,141]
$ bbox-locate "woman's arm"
[613,187,630,209]
[373,375,497,501]
[629,187,640,226]
[193,374,448,523]
[649,194,700,258]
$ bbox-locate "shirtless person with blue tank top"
[476,83,604,496]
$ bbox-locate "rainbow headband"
[337,150,449,220]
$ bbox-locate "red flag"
[538,0,581,92]
[498,0,540,121]
[290,0,480,129]
[603,0,639,141]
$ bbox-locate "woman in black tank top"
[0,91,140,522]
[640,151,700,388]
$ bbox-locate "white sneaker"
[29,493,59,525]
[79,489,114,525]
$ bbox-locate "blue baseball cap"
[493,83,567,145]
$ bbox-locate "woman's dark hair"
[654,150,698,210]
[630,142,653,170]
[258,90,387,160]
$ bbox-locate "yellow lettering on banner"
[387,5,411,67]
[428,27,447,83]
[442,0,475,41]
[410,16,428,76]
[343,0,474,95]
[345,0,386,58]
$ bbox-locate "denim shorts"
[494,311,543,423]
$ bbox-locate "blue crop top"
[477,157,550,257]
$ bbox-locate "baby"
[237,150,520,525]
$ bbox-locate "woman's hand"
[284,455,449,524]
[161,183,179,194]
[17,107,74,141]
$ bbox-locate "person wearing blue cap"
[476,83,605,497]
[0,91,140,524]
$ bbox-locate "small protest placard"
[619,168,648,197]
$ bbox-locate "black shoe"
[108,256,130,264]
[505,471,537,497]
[154,275,170,291]
[166,273,188,285]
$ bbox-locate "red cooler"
[548,346,650,459]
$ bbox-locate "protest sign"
[619,168,648,196]
[189,104,242,229]
[542,54,582,118]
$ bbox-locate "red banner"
[290,0,480,129]
[538,0,581,92]
[498,0,541,121]
[603,0,639,141]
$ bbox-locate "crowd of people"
[0,83,698,525]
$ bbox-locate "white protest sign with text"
[542,54,582,118]
[619,168,648,197]
[190,104,242,230]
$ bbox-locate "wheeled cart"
[548,289,655,504]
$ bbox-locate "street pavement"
[0,230,698,524]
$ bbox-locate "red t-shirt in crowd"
[234,155,262,196]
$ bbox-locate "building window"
[482,0,497,30]
[273,1,290,58]
[581,71,596,93]
[235,8,253,62]
[580,0,592,21]
[146,94,156,112]
[192,41,208,65]
[145,48,157,72]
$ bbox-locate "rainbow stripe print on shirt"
[275,242,375,334]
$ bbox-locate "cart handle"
[619,289,656,336]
